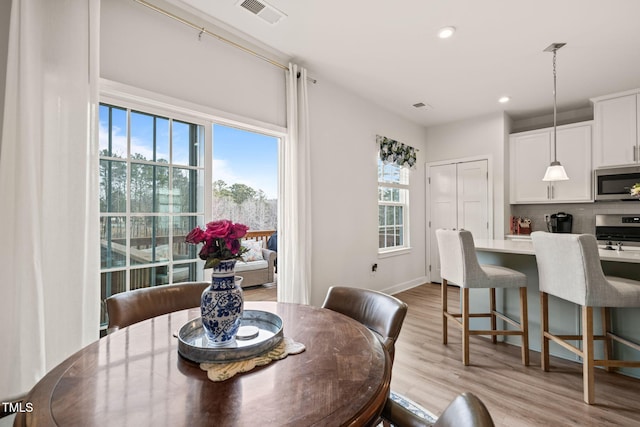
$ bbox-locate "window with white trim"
[378,157,409,252]
[99,103,205,328]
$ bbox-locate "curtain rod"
[133,0,317,83]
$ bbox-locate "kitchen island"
[471,238,640,379]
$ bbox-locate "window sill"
[378,247,412,259]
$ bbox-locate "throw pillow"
[241,240,264,262]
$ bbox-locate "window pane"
[130,111,155,161]
[378,227,387,248]
[395,226,403,246]
[378,159,409,185]
[384,227,395,247]
[379,162,400,183]
[173,121,203,166]
[386,205,395,224]
[130,265,169,290]
[101,270,126,299]
[396,206,403,225]
[173,168,202,213]
[379,187,391,202]
[156,117,170,163]
[130,216,170,265]
[173,215,202,260]
[99,104,110,155]
[384,164,399,183]
[99,104,127,158]
[130,163,170,212]
[101,270,126,325]
[172,262,200,283]
[100,160,127,212]
[101,216,126,268]
[378,206,385,226]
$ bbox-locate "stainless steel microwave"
[594,165,640,201]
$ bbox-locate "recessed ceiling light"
[438,26,456,39]
[498,96,510,103]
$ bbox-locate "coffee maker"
[547,212,573,233]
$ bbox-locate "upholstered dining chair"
[531,231,640,404]
[106,281,209,332]
[435,229,529,366]
[380,392,495,427]
[321,286,408,364]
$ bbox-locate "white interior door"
[457,160,488,239]
[428,163,457,283]
[428,159,489,283]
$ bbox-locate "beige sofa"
[235,248,276,288]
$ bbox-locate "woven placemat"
[200,337,305,381]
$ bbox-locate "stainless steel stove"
[595,214,640,249]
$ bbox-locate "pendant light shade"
[543,161,569,181]
[542,43,569,182]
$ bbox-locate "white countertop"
[474,238,640,264]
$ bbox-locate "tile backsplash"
[510,201,640,235]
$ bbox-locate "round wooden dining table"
[16,301,391,426]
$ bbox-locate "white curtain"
[278,63,312,304]
[0,0,100,399]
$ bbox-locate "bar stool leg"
[602,307,614,373]
[442,279,448,345]
[519,287,529,366]
[582,306,595,404]
[490,288,497,344]
[540,292,550,371]
[462,288,470,366]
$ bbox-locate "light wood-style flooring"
[245,283,640,426]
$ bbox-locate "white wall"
[425,112,510,238]
[101,0,429,306]
[308,80,428,306]
[100,0,286,127]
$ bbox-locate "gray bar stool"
[435,229,529,366]
[531,231,640,404]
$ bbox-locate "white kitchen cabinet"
[510,122,592,204]
[591,89,640,168]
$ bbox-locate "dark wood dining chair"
[105,281,209,332]
[381,392,495,427]
[321,286,408,363]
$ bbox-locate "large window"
[378,158,409,252]
[99,103,205,328]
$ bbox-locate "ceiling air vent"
[412,102,431,109]
[237,0,287,25]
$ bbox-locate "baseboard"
[382,276,428,296]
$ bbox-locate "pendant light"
[542,43,569,182]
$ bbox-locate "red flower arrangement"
[185,219,249,269]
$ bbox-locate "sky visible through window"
[98,106,278,200]
[213,124,278,199]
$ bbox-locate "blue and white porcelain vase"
[201,259,244,346]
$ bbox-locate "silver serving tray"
[177,310,284,363]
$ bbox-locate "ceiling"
[165,0,640,128]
